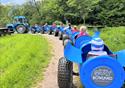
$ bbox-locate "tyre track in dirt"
[35,34,80,88]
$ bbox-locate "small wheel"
[54,31,59,36]
[62,35,69,45]
[40,30,44,34]
[48,30,52,35]
[58,57,73,88]
[31,29,36,34]
[59,32,63,40]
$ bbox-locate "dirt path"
[35,34,63,88]
[35,34,80,88]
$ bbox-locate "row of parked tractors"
[42,23,125,88]
[36,19,125,88]
[5,16,125,88]
[5,16,65,35]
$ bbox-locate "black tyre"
[40,30,44,34]
[59,32,63,40]
[58,57,73,88]
[31,29,36,34]
[16,25,28,33]
[48,30,52,35]
[62,34,69,45]
[54,31,59,36]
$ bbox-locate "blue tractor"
[53,25,60,36]
[6,16,29,33]
[58,32,125,88]
[62,26,78,46]
[40,23,53,34]
[30,24,42,34]
[58,25,65,40]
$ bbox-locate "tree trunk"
[83,16,86,25]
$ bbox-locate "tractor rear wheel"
[58,57,73,88]
[16,25,28,33]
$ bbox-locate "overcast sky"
[1,0,26,5]
[1,0,40,5]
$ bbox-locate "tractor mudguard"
[74,36,92,49]
[6,24,14,28]
[115,50,125,67]
[79,56,125,88]
[64,42,82,63]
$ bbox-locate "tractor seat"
[87,51,107,58]
[81,44,113,62]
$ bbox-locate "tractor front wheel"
[58,57,73,88]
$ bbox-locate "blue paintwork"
[58,26,65,32]
[50,25,57,31]
[92,31,100,38]
[80,56,125,88]
[14,16,26,19]
[70,32,79,43]
[63,26,72,36]
[64,42,82,63]
[74,36,92,49]
[30,25,42,32]
[44,25,51,32]
[115,50,125,67]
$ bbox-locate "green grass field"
[88,26,125,51]
[101,26,125,51]
[0,34,51,88]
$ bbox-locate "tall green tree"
[67,0,99,24]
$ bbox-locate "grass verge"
[0,34,51,88]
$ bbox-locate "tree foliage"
[0,0,125,26]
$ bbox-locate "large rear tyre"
[58,57,73,88]
[16,25,28,33]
